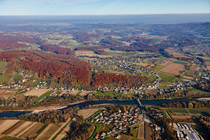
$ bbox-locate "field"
[158,73,176,82]
[188,108,210,114]
[151,65,165,71]
[166,108,188,114]
[173,61,187,65]
[171,113,193,119]
[95,91,118,96]
[24,89,50,97]
[144,122,152,140]
[0,61,7,73]
[0,75,10,85]
[80,91,96,96]
[37,123,62,140]
[32,90,54,104]
[165,48,188,58]
[0,120,65,140]
[0,120,46,139]
[78,108,100,119]
[137,121,144,140]
[103,49,127,56]
[75,50,111,58]
[0,90,15,100]
[165,108,210,120]
[159,62,185,75]
[69,90,79,96]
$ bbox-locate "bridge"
[136,98,143,107]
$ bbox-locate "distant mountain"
[0,14,210,25]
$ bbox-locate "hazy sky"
[0,0,209,15]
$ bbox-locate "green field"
[158,73,176,82]
[151,65,165,70]
[166,108,188,113]
[32,90,54,105]
[188,108,210,114]
[173,61,187,65]
[95,91,118,96]
[166,108,210,114]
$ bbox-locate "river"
[0,98,192,118]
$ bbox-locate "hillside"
[0,50,149,88]
[0,50,91,85]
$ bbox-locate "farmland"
[32,90,54,104]
[159,63,185,75]
[78,108,100,119]
[0,119,66,140]
[158,73,177,82]
[0,15,209,140]
[24,89,50,97]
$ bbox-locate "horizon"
[0,13,210,24]
[0,13,210,16]
[0,0,210,15]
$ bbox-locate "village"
[89,106,144,139]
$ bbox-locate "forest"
[40,43,72,55]
[0,50,149,88]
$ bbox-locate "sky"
[0,0,209,15]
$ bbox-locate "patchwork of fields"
[0,120,65,140]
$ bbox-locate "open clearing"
[24,89,50,97]
[78,108,100,119]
